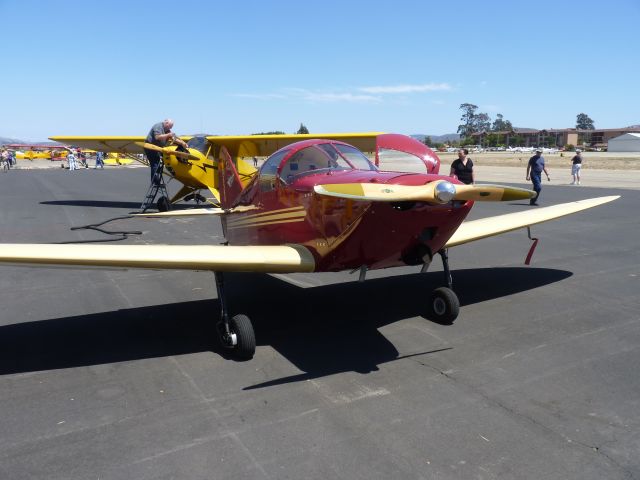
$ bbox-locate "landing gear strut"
[214,271,256,359]
[426,249,460,324]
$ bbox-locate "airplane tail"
[218,146,245,209]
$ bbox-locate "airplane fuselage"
[223,170,473,272]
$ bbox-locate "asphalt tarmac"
[0,167,638,479]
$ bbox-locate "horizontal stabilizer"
[445,196,620,247]
[0,243,315,273]
[314,180,534,204]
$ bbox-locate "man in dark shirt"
[526,149,551,205]
[571,149,583,185]
[449,148,474,185]
[145,119,188,184]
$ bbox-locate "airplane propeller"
[135,142,200,161]
[313,180,535,204]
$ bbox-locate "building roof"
[609,133,640,141]
[472,126,640,136]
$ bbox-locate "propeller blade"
[452,184,535,201]
[135,142,200,161]
[314,181,535,203]
[314,180,452,203]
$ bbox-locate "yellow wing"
[49,136,147,154]
[49,132,383,156]
[206,132,384,158]
[0,244,315,273]
[445,196,619,247]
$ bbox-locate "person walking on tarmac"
[67,148,78,171]
[570,149,583,185]
[144,119,188,184]
[449,148,475,185]
[526,148,550,206]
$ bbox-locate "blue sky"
[1,0,639,141]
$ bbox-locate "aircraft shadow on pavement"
[41,200,142,209]
[0,267,571,380]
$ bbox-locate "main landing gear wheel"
[157,196,170,212]
[427,287,460,324]
[218,314,256,360]
[214,270,256,360]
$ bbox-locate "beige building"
[472,126,640,149]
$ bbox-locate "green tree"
[458,103,492,139]
[423,136,433,146]
[296,123,309,134]
[475,113,491,133]
[491,113,513,132]
[576,113,595,130]
[511,134,524,147]
[484,133,499,147]
[457,103,478,138]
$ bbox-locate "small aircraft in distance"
[6,144,69,160]
[49,132,388,210]
[0,134,618,360]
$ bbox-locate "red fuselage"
[221,139,473,272]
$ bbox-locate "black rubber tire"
[157,196,170,212]
[427,287,460,324]
[230,314,256,360]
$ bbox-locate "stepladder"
[140,160,170,212]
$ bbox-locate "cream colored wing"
[445,196,619,247]
[0,244,315,273]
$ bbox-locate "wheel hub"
[433,297,447,316]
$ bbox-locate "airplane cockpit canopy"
[274,142,376,184]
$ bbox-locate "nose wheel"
[427,287,460,324]
[425,249,460,324]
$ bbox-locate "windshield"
[279,144,375,183]
[333,144,376,171]
[186,135,208,154]
[377,148,428,173]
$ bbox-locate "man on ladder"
[141,118,189,212]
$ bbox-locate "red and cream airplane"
[0,134,618,359]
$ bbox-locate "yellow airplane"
[49,133,384,210]
[9,144,68,160]
[104,152,134,165]
[81,148,134,165]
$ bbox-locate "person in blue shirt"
[95,151,105,169]
[526,149,550,205]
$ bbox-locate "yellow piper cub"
[49,133,382,210]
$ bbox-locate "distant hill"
[410,133,460,145]
[0,136,25,145]
[0,137,61,146]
